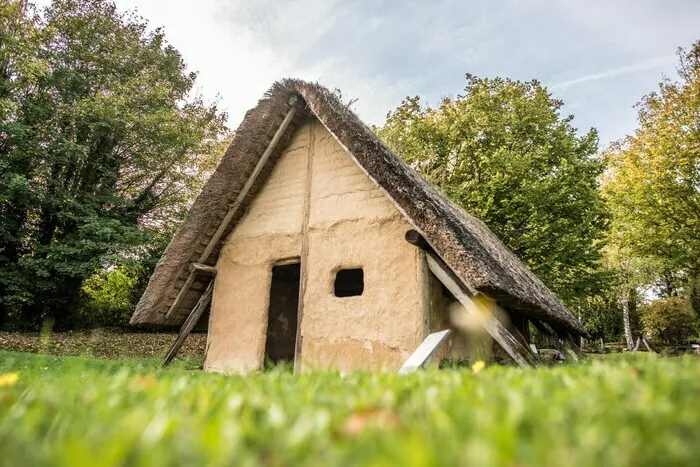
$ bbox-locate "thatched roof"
[130,79,587,337]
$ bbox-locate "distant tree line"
[1,1,697,345]
[378,43,700,346]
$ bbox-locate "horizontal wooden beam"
[165,97,299,320]
[189,263,217,276]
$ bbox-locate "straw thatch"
[130,79,587,337]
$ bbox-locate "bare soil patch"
[0,329,206,361]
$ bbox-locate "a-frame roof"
[130,79,587,337]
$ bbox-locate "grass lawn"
[1,351,699,466]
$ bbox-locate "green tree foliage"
[602,42,700,274]
[576,291,625,342]
[80,265,140,328]
[0,0,230,328]
[377,74,608,304]
[690,274,700,315]
[641,296,697,344]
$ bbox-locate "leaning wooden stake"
[562,334,588,360]
[530,319,578,363]
[165,98,298,320]
[162,281,214,367]
[642,337,657,354]
[405,230,538,368]
[504,318,541,363]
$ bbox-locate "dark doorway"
[264,263,301,365]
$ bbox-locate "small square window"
[334,268,364,297]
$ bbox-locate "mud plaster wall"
[299,121,424,372]
[204,124,310,373]
[205,119,425,373]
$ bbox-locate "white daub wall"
[205,119,426,373]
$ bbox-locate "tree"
[377,74,608,305]
[600,242,659,349]
[0,0,230,328]
[641,297,697,344]
[601,42,700,274]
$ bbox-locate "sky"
[37,0,700,147]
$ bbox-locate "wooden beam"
[162,280,214,367]
[562,333,588,360]
[531,319,578,363]
[642,337,657,353]
[425,255,538,368]
[165,98,299,320]
[405,230,538,368]
[506,318,541,363]
[189,263,217,276]
[294,120,316,373]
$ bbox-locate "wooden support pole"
[642,337,657,353]
[531,319,578,363]
[189,263,217,276]
[563,333,588,360]
[507,320,541,363]
[294,120,315,373]
[162,281,214,367]
[405,230,538,368]
[165,98,298,320]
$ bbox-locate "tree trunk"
[622,290,634,350]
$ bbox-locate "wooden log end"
[189,263,217,276]
[405,229,431,251]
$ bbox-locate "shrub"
[641,296,697,344]
[78,266,142,328]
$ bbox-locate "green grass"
[1,351,699,466]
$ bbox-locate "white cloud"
[30,0,700,145]
[549,56,675,90]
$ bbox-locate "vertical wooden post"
[294,120,315,373]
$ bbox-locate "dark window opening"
[264,263,300,365]
[334,268,364,297]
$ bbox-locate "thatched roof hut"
[131,79,586,372]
